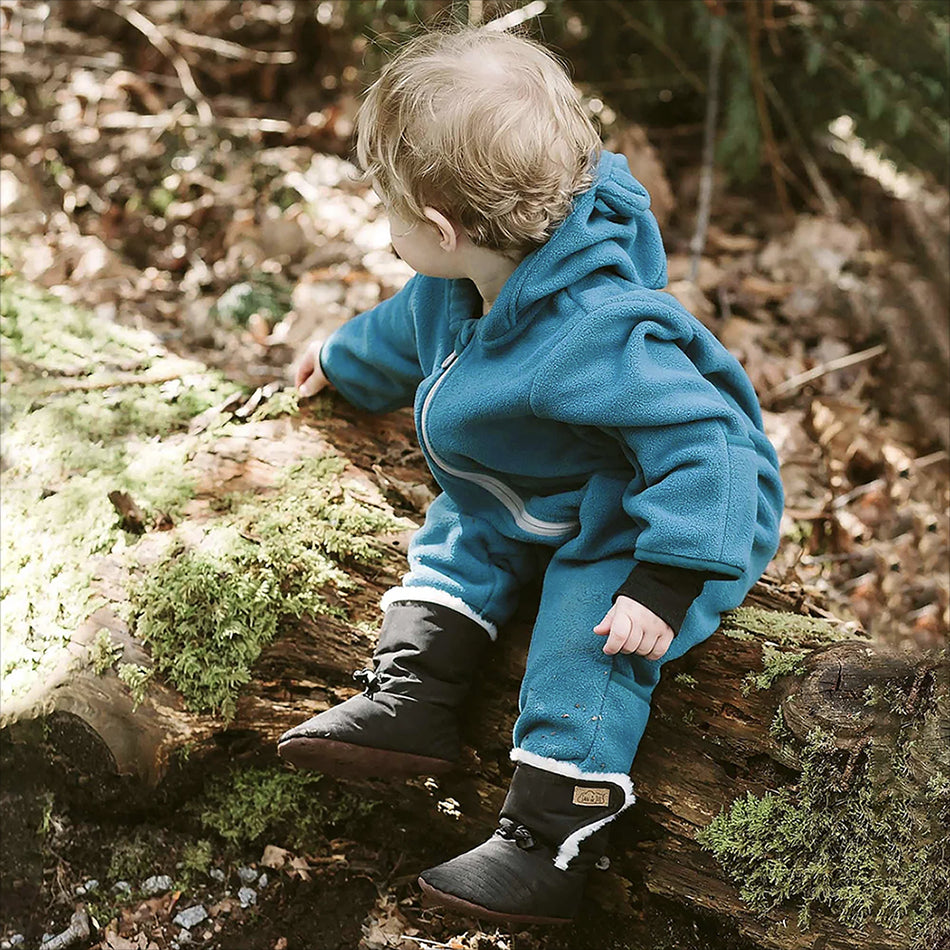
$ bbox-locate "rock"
[83,879,99,893]
[236,866,258,884]
[209,868,225,883]
[238,887,257,908]
[173,905,208,930]
[142,874,174,896]
[257,872,269,889]
[111,880,131,894]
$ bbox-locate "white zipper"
[420,350,579,538]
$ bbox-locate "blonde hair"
[355,26,602,256]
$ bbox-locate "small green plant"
[108,830,166,883]
[178,839,214,887]
[90,629,123,675]
[117,663,154,711]
[673,673,698,689]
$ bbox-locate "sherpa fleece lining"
[510,748,636,870]
[380,586,498,639]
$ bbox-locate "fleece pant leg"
[387,492,544,635]
[513,524,777,775]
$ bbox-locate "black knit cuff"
[613,563,713,635]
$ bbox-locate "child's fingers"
[645,637,672,661]
[633,630,661,657]
[593,606,615,635]
[602,613,634,655]
[295,350,315,389]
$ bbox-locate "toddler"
[278,25,783,925]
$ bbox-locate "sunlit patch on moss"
[721,606,858,647]
[194,765,377,850]
[129,456,410,719]
[698,719,949,945]
[0,272,240,710]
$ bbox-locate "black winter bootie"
[277,601,490,778]
[418,750,635,924]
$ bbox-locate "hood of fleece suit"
[480,150,668,347]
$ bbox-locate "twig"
[768,343,887,399]
[93,0,212,125]
[607,0,706,95]
[168,26,295,64]
[98,111,293,134]
[27,367,194,396]
[830,449,947,510]
[763,77,840,218]
[485,0,547,32]
[744,0,792,220]
[689,10,725,283]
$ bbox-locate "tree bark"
[5,401,945,950]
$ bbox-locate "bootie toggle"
[278,600,489,778]
[418,750,635,924]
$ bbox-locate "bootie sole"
[277,736,455,778]
[417,878,571,926]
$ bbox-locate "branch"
[93,0,213,125]
[744,0,791,220]
[168,26,295,65]
[768,343,887,399]
[689,10,726,283]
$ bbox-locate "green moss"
[129,456,410,719]
[674,673,698,688]
[741,645,807,695]
[107,829,166,882]
[249,387,299,421]
[721,606,858,647]
[178,838,214,886]
[194,766,377,849]
[698,723,949,945]
[0,272,240,710]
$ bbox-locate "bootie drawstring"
[352,667,380,698]
[496,817,535,850]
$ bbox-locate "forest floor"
[1,3,948,949]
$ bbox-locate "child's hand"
[295,338,330,398]
[594,596,674,660]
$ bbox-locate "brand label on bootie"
[573,786,610,807]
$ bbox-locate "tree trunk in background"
[5,401,945,950]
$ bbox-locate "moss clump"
[697,726,949,945]
[129,455,409,719]
[107,829,167,882]
[674,673,698,688]
[194,766,377,849]
[741,644,807,694]
[178,839,214,886]
[721,606,859,647]
[0,272,239,710]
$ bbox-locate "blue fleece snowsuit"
[319,151,784,775]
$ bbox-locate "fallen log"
[2,276,945,949]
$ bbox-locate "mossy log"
[5,396,946,949]
[3,278,945,949]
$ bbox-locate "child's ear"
[423,207,460,252]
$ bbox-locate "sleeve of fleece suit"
[318,275,424,413]
[530,310,761,590]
